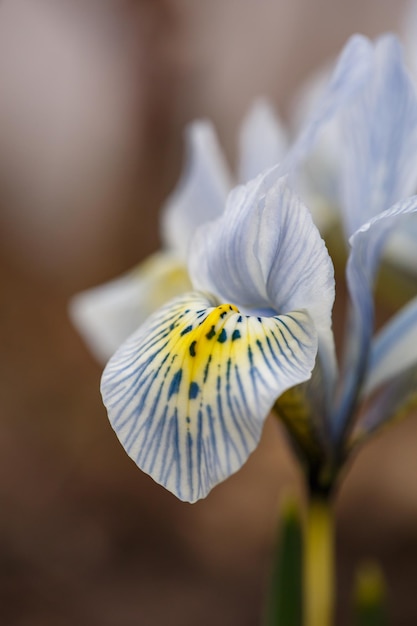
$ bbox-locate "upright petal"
[238,98,288,183]
[283,34,373,174]
[364,294,417,394]
[161,121,232,260]
[333,195,417,436]
[384,213,417,273]
[292,64,343,232]
[189,171,337,393]
[402,0,417,76]
[339,35,417,237]
[70,251,191,363]
[101,292,318,502]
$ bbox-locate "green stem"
[304,497,335,626]
[264,497,303,626]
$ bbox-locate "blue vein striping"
[215,373,243,472]
[196,408,203,495]
[233,362,257,438]
[206,403,221,473]
[159,413,177,486]
[225,357,251,456]
[147,404,169,474]
[113,349,173,430]
[102,294,315,501]
[186,430,194,498]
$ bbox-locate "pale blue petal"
[292,63,332,131]
[364,295,417,394]
[339,34,417,237]
[238,98,288,183]
[354,366,417,443]
[292,64,343,232]
[70,251,191,363]
[283,34,373,174]
[101,292,318,502]
[189,171,337,395]
[402,0,417,76]
[333,195,417,436]
[385,213,417,273]
[161,121,232,260]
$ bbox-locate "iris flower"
[73,33,417,509]
[101,170,335,503]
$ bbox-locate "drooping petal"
[364,295,417,394]
[238,98,288,183]
[70,251,191,363]
[333,195,417,436]
[190,171,337,395]
[161,121,232,260]
[101,292,318,502]
[339,34,417,237]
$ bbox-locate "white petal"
[189,171,337,393]
[238,98,288,183]
[333,195,417,433]
[101,292,318,502]
[70,251,191,363]
[339,34,417,236]
[160,121,232,259]
[364,295,417,394]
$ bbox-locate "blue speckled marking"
[189,381,200,399]
[217,328,227,343]
[231,329,241,341]
[168,369,182,399]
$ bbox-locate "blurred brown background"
[1,1,417,624]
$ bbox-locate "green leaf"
[264,496,303,626]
